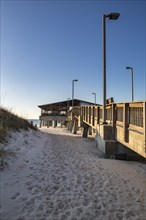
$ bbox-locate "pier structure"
[68,101,146,159]
[38,99,97,128]
[38,100,146,159]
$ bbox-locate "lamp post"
[72,79,78,109]
[125,66,134,101]
[92,92,96,104]
[102,12,120,124]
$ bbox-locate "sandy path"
[0,127,146,220]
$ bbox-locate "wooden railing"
[70,101,146,158]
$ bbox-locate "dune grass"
[0,107,37,143]
[0,107,38,169]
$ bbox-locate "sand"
[0,127,146,220]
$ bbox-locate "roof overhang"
[38,99,100,111]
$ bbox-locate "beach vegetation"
[0,107,37,168]
[0,107,37,142]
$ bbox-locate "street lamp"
[102,12,120,124]
[126,66,134,101]
[92,92,96,104]
[72,79,78,108]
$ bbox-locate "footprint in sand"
[29,166,34,170]
[20,197,27,202]
[27,185,34,191]
[10,192,20,200]
[25,198,35,206]
[25,181,33,187]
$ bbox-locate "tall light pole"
[92,92,96,104]
[102,12,120,124]
[126,66,134,101]
[72,79,78,109]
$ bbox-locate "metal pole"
[131,68,134,101]
[92,93,96,105]
[72,80,74,108]
[126,66,134,102]
[103,14,106,124]
[72,79,78,109]
[95,93,96,105]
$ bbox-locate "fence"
[71,101,146,158]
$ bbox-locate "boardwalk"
[1,127,146,220]
[39,100,146,159]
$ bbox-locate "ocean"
[28,119,40,126]
[28,119,62,127]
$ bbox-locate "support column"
[67,121,70,130]
[72,119,78,134]
[89,127,92,135]
[69,120,74,132]
[78,115,81,127]
[82,122,89,138]
[45,120,47,126]
[40,120,42,128]
[54,120,57,128]
[49,120,52,127]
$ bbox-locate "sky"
[0,0,146,119]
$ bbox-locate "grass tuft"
[0,107,37,143]
[0,107,38,169]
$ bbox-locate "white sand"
[0,127,146,220]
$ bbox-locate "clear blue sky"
[1,0,145,119]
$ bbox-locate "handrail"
[67,101,146,158]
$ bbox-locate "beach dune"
[0,127,146,220]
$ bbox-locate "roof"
[38,99,100,111]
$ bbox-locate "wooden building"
[38,99,99,127]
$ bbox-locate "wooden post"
[123,103,129,142]
[39,120,42,127]
[89,127,92,135]
[112,103,116,138]
[72,119,78,134]
[83,107,85,121]
[82,122,89,138]
[88,106,92,124]
[49,120,52,126]
[97,106,100,125]
[87,107,89,124]
[54,120,57,128]
[92,106,95,127]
